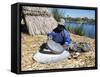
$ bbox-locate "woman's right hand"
[63,44,68,49]
[48,35,53,40]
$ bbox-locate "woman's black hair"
[53,24,66,33]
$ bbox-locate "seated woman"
[48,23,72,49]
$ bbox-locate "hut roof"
[22,6,57,35]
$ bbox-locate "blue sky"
[49,8,95,19]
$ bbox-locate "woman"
[48,23,72,49]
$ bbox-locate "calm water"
[66,22,95,39]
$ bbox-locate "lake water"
[66,22,95,39]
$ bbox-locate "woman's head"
[53,24,65,33]
[57,24,65,31]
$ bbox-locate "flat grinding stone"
[47,40,64,54]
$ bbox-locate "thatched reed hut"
[21,6,58,35]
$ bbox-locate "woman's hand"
[48,35,53,40]
[63,44,68,49]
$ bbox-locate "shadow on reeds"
[21,11,29,34]
[21,24,29,34]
